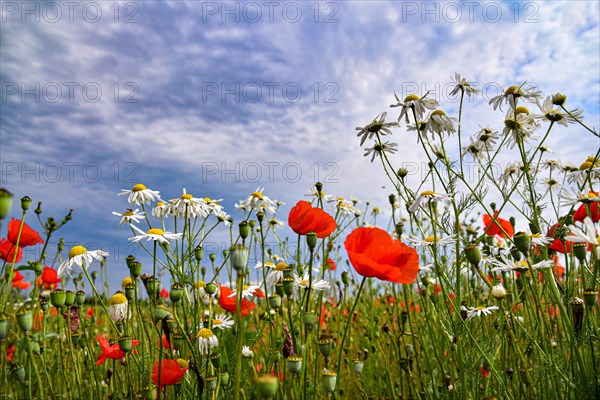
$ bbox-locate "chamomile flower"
[305,188,336,203]
[58,245,109,277]
[227,284,262,299]
[238,188,277,214]
[295,273,330,291]
[449,73,479,97]
[535,95,582,127]
[462,139,487,161]
[152,201,169,218]
[565,217,599,246]
[167,188,210,218]
[197,328,219,355]
[407,234,457,248]
[118,183,160,205]
[559,189,600,207]
[391,92,439,124]
[408,191,452,213]
[203,197,224,214]
[490,256,554,273]
[194,281,210,305]
[464,305,499,320]
[129,225,183,244]
[499,162,524,187]
[488,82,542,111]
[529,233,553,246]
[566,156,600,185]
[210,314,234,330]
[335,198,360,216]
[503,107,541,149]
[363,140,398,162]
[424,110,458,137]
[540,178,562,194]
[242,345,253,358]
[108,292,129,322]
[540,159,565,172]
[112,208,145,226]
[258,261,289,287]
[268,218,284,228]
[355,112,398,146]
[214,210,232,227]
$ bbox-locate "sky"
[1,0,599,291]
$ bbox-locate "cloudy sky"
[1,0,599,290]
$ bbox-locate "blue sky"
[1,0,599,290]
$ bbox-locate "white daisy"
[565,217,598,246]
[499,162,524,187]
[540,159,565,172]
[305,188,337,203]
[424,110,458,137]
[203,197,224,214]
[194,281,210,305]
[58,245,108,277]
[167,188,210,218]
[295,273,330,291]
[214,210,232,227]
[503,107,541,149]
[408,191,452,214]
[257,261,289,287]
[197,328,219,355]
[488,82,542,111]
[363,140,398,162]
[227,284,262,299]
[475,126,501,147]
[152,201,170,218]
[391,92,439,124]
[449,73,479,97]
[129,225,183,244]
[108,292,129,322]
[490,256,554,273]
[559,189,600,207]
[462,138,487,161]
[407,234,457,248]
[238,188,278,214]
[529,233,554,246]
[464,305,499,320]
[355,112,398,146]
[210,314,234,330]
[242,345,253,358]
[117,183,160,205]
[112,208,145,226]
[268,218,284,228]
[535,95,583,127]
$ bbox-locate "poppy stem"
[335,276,367,388]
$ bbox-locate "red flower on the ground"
[152,359,188,388]
[483,212,514,238]
[7,218,44,247]
[6,345,15,362]
[288,200,336,238]
[0,239,22,263]
[344,227,419,284]
[37,267,62,290]
[219,285,255,317]
[96,335,139,365]
[12,271,31,289]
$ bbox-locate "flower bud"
[64,290,75,307]
[397,168,408,179]
[230,245,249,272]
[205,282,218,296]
[20,196,32,211]
[0,188,13,220]
[491,284,507,299]
[16,308,33,333]
[514,232,531,255]
[306,232,318,251]
[170,283,184,303]
[268,294,282,309]
[464,244,482,266]
[388,194,396,206]
[50,288,66,308]
[551,93,566,106]
[238,221,250,240]
[256,375,278,398]
[118,335,133,353]
[341,271,350,286]
[194,245,204,262]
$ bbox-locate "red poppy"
[483,212,513,238]
[6,345,15,362]
[12,271,31,289]
[160,288,169,298]
[288,201,336,238]
[325,258,337,271]
[219,285,255,317]
[573,195,600,223]
[7,218,44,247]
[547,223,572,254]
[152,359,188,388]
[0,239,22,263]
[344,227,419,284]
[96,335,139,365]
[37,267,62,290]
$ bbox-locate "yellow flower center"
[420,190,436,196]
[431,109,446,117]
[181,193,193,200]
[147,228,165,236]
[404,94,420,102]
[475,306,486,311]
[242,285,249,290]
[251,191,264,199]
[204,197,212,203]
[176,359,188,369]
[300,279,309,286]
[213,319,222,325]
[155,201,166,207]
[504,119,519,130]
[123,211,134,217]
[424,236,437,243]
[132,183,147,191]
[504,85,520,95]
[518,261,528,268]
[195,281,206,289]
[275,262,288,271]
[69,245,88,259]
[121,277,133,288]
[110,293,128,305]
[515,106,529,115]
[197,328,214,339]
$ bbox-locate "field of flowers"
[0,76,598,399]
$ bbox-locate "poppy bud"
[20,196,32,211]
[569,297,584,337]
[306,232,318,250]
[514,232,531,255]
[321,370,337,393]
[287,355,302,374]
[205,282,218,296]
[230,245,249,272]
[50,288,66,308]
[464,244,482,266]
[209,253,216,262]
[118,335,133,353]
[194,245,203,262]
[0,188,13,220]
[64,290,75,307]
[388,194,396,206]
[16,308,33,332]
[206,376,218,392]
[341,271,349,286]
[583,289,598,307]
[238,221,250,240]
[257,375,278,398]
